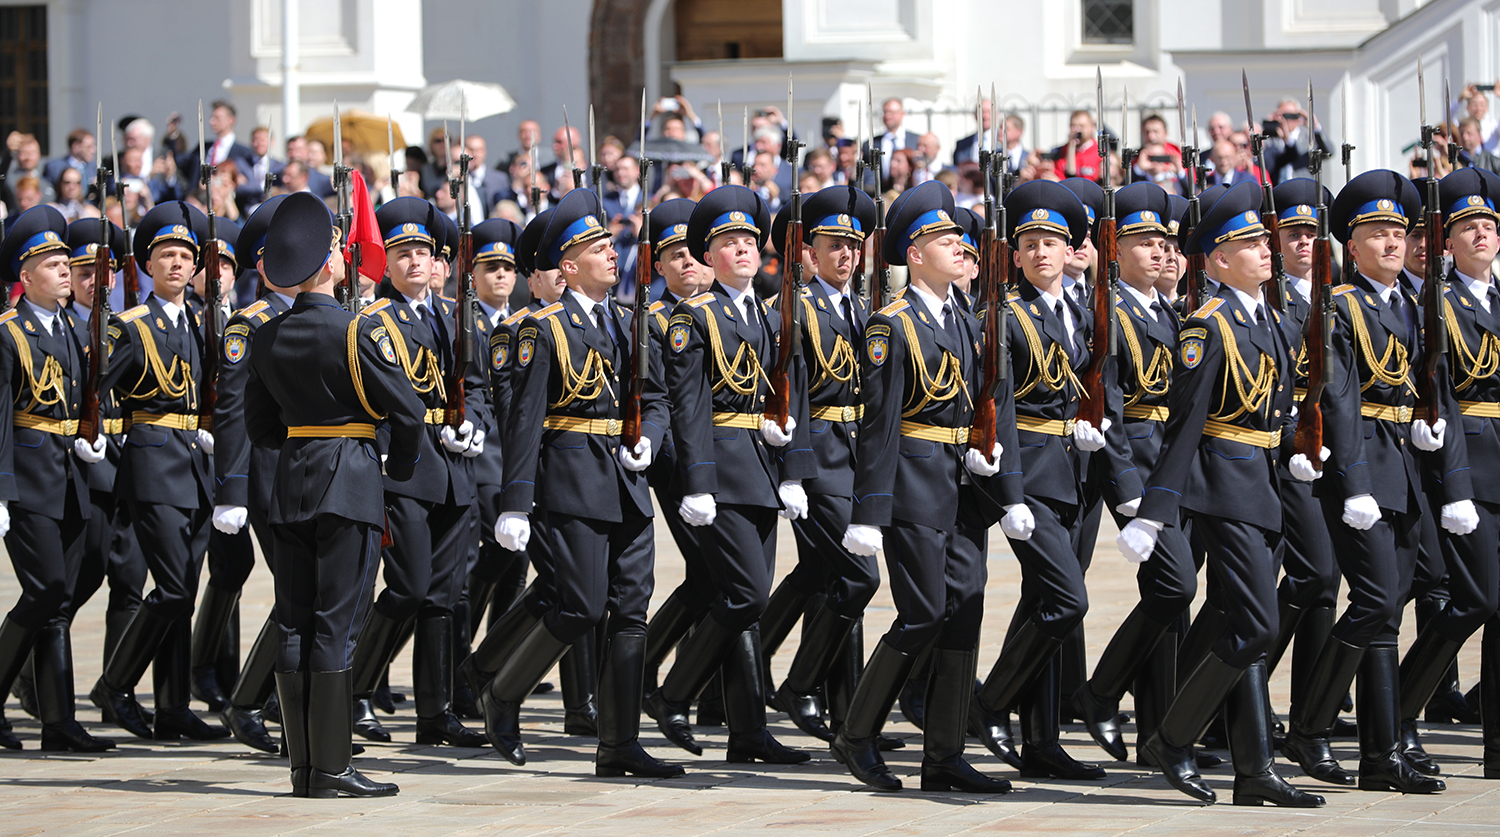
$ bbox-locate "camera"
[1148,154,1173,163]
[658,98,679,113]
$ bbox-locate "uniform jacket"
[67,302,127,494]
[1108,287,1180,487]
[243,292,425,528]
[0,298,91,518]
[1431,271,1495,505]
[797,280,869,498]
[213,292,292,509]
[645,292,682,496]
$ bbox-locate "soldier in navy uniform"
[973,180,1112,781]
[89,201,229,742]
[832,180,1018,793]
[347,197,489,748]
[244,191,424,798]
[0,207,112,752]
[1279,171,1464,795]
[1071,182,1199,767]
[479,189,682,778]
[1123,182,1320,807]
[209,195,298,753]
[646,185,814,765]
[1402,167,1500,774]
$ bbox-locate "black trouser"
[205,502,274,593]
[1434,499,1500,642]
[653,484,717,615]
[1192,514,1281,667]
[789,493,880,619]
[1276,479,1339,610]
[377,495,472,620]
[273,514,381,673]
[1409,481,1448,604]
[5,491,87,630]
[1108,508,1197,624]
[541,511,655,641]
[74,489,146,615]
[129,498,212,622]
[1319,498,1419,650]
[700,503,778,632]
[880,514,987,654]
[1004,497,1088,642]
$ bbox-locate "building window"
[675,0,783,62]
[1082,0,1133,46]
[0,6,47,154]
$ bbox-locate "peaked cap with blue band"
[1,206,69,284]
[648,198,696,251]
[882,180,962,266]
[686,185,770,265]
[1330,170,1420,245]
[377,196,438,250]
[65,217,125,270]
[1114,181,1172,237]
[517,208,555,275]
[472,218,523,266]
[1060,177,1103,228]
[263,192,338,289]
[1182,181,1266,256]
[238,194,288,269]
[1438,167,1500,230]
[1270,178,1330,229]
[536,189,611,272]
[1004,179,1089,250]
[134,201,208,273]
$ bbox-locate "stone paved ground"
[0,513,1495,836]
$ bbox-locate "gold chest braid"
[1207,311,1275,421]
[125,317,196,406]
[693,307,764,396]
[896,310,969,418]
[1444,297,1500,391]
[1343,296,1411,394]
[1009,299,1080,400]
[376,310,445,401]
[802,296,857,392]
[543,315,614,410]
[5,320,68,416]
[1117,312,1171,407]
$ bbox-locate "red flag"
[344,170,385,283]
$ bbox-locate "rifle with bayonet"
[1177,81,1208,310]
[82,103,112,444]
[765,76,804,433]
[1079,70,1119,429]
[1244,70,1289,311]
[445,99,477,430]
[866,83,890,309]
[332,103,360,312]
[197,100,223,430]
[625,89,652,449]
[564,107,586,196]
[970,83,1008,462]
[1120,89,1135,186]
[111,131,139,309]
[1295,79,1335,474]
[1417,59,1448,425]
[849,95,868,301]
[1341,80,1356,273]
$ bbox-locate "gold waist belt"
[810,405,864,423]
[1123,404,1169,422]
[1015,416,1076,437]
[13,414,77,435]
[1360,403,1412,423]
[1202,419,1280,449]
[712,412,762,430]
[287,423,377,440]
[130,411,199,431]
[1459,400,1500,418]
[899,421,970,445]
[543,416,622,436]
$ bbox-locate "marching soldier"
[348,196,489,748]
[0,206,112,752]
[647,185,814,765]
[1071,181,1198,765]
[243,191,423,797]
[480,188,682,778]
[1279,171,1463,794]
[1122,181,1321,807]
[833,180,1018,793]
[89,201,228,742]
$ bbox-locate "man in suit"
[42,129,96,191]
[1264,99,1333,184]
[863,98,921,184]
[236,125,285,214]
[177,101,256,195]
[284,136,334,199]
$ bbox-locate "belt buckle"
[1270,429,1282,448]
[1398,406,1412,423]
[1063,418,1076,435]
[841,405,855,423]
[607,418,621,436]
[955,426,970,445]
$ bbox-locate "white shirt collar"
[476,298,506,325]
[154,295,185,327]
[1226,284,1266,321]
[815,276,847,316]
[905,282,951,328]
[1459,269,1495,311]
[1035,286,1076,334]
[401,291,432,315]
[1288,273,1313,304]
[272,291,297,309]
[567,288,608,325]
[1362,275,1400,305]
[723,281,757,316]
[1121,282,1159,320]
[27,299,59,332]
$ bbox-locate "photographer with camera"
[1263,98,1332,184]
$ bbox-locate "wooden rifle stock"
[199,223,222,430]
[869,204,888,310]
[624,225,651,447]
[1294,235,1334,469]
[1262,203,1287,312]
[766,191,803,430]
[114,181,139,308]
[1417,194,1446,424]
[81,235,111,443]
[1078,214,1117,426]
[445,214,474,429]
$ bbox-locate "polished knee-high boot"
[831,639,916,792]
[34,625,113,752]
[1225,661,1323,807]
[595,633,685,778]
[920,648,1009,793]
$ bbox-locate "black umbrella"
[627,137,716,165]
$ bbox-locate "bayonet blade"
[742,106,749,176]
[562,106,576,174]
[991,83,1000,155]
[333,101,343,167]
[1176,79,1187,146]
[197,100,206,172]
[640,88,649,171]
[1241,69,1256,138]
[1418,57,1427,129]
[589,104,598,172]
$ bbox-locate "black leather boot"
[11,651,36,718]
[91,606,173,739]
[774,606,855,743]
[413,611,487,747]
[1141,652,1244,804]
[480,619,570,765]
[463,572,500,639]
[723,628,809,764]
[1398,719,1439,775]
[977,618,1064,718]
[1226,661,1323,807]
[758,578,814,700]
[1132,629,1175,767]
[0,617,37,721]
[1074,605,1169,762]
[34,625,113,753]
[1481,620,1500,779]
[103,608,151,725]
[275,670,310,796]
[969,682,1021,769]
[1397,624,1463,777]
[559,629,599,736]
[307,669,398,798]
[1058,625,1087,724]
[1357,647,1444,793]
[1176,604,1227,683]
[221,615,279,753]
[215,602,241,709]
[897,643,931,730]
[831,639,915,792]
[451,597,480,720]
[595,633,685,778]
[1416,595,1478,724]
[1282,635,1362,786]
[647,616,738,756]
[921,648,1009,793]
[349,609,412,742]
[827,618,904,751]
[1020,656,1105,780]
[643,591,699,696]
[189,584,238,712]
[1264,598,1304,677]
[460,597,539,701]
[153,618,229,740]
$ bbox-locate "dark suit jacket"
[793,281,870,499]
[213,292,293,509]
[1108,289,1179,493]
[177,142,256,194]
[0,298,92,517]
[1429,272,1495,505]
[42,157,96,189]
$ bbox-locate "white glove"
[1073,418,1109,452]
[679,493,717,527]
[1117,518,1162,563]
[0,501,9,538]
[760,416,796,447]
[1116,497,1141,518]
[1412,418,1447,452]
[964,443,1003,477]
[1289,447,1331,482]
[1000,503,1035,541]
[197,428,215,454]
[440,419,474,453]
[495,512,531,552]
[1342,494,1381,530]
[842,524,882,556]
[1441,500,1480,536]
[462,428,485,458]
[778,480,808,520]
[212,505,248,535]
[73,435,107,463]
[619,437,652,472]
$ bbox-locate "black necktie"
[594,304,616,346]
[1055,301,1077,363]
[842,296,855,330]
[1149,300,1165,322]
[1390,292,1414,346]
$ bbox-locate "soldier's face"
[72,261,97,304]
[808,234,858,286]
[1348,222,1407,286]
[1118,232,1165,288]
[528,268,566,304]
[908,232,965,285]
[656,242,704,299]
[386,242,433,295]
[1447,216,1498,270]
[19,253,70,304]
[476,260,516,306]
[1406,225,1427,274]
[1212,235,1272,291]
[561,238,618,296]
[1015,230,1072,285]
[1068,233,1095,275]
[1159,242,1183,285]
[1278,226,1316,275]
[705,232,761,286]
[149,243,196,299]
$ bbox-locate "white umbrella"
[406,79,516,121]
